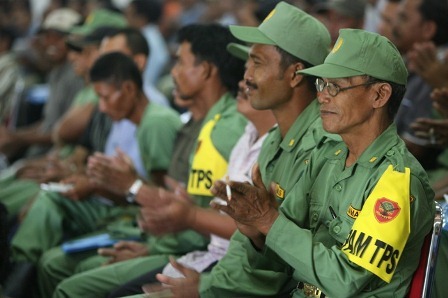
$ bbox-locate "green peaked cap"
[226,42,250,61]
[299,29,408,85]
[71,9,127,36]
[229,1,330,66]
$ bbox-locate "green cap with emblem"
[229,1,330,66]
[299,29,408,85]
[70,9,127,36]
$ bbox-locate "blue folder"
[62,233,140,254]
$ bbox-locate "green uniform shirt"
[167,118,204,185]
[267,124,435,297]
[137,103,182,179]
[258,100,339,202]
[196,92,248,164]
[71,85,99,106]
[199,99,338,297]
[149,93,247,255]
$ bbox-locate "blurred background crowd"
[0,0,448,182]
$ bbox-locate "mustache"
[245,80,258,90]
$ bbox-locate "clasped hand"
[210,164,279,236]
[87,148,137,195]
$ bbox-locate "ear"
[199,60,217,80]
[133,54,147,72]
[422,20,437,41]
[290,62,306,88]
[372,83,392,109]
[121,80,138,97]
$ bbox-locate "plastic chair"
[407,201,444,298]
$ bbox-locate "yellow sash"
[341,165,410,282]
[187,114,228,196]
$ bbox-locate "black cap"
[66,26,119,52]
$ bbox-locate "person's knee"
[53,278,78,298]
[74,254,107,274]
[38,248,60,278]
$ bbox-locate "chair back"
[407,201,444,298]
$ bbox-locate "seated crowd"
[0,0,448,297]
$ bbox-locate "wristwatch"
[126,179,143,204]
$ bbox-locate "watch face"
[126,192,136,204]
[126,179,143,204]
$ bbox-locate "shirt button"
[334,184,342,191]
[312,212,318,221]
[386,150,395,156]
[267,164,274,172]
[333,225,341,233]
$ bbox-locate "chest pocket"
[187,114,228,196]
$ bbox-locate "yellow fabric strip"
[187,115,228,196]
[341,165,410,282]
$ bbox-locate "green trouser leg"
[38,247,98,298]
[11,190,124,263]
[39,249,108,297]
[39,239,140,296]
[0,170,40,222]
[53,255,171,298]
[75,253,108,273]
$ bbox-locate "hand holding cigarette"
[226,175,232,201]
[209,164,279,236]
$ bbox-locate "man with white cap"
[0,8,84,161]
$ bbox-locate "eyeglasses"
[315,78,376,97]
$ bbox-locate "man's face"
[69,45,99,76]
[244,44,293,111]
[100,35,144,72]
[100,35,132,56]
[236,77,253,118]
[171,42,207,101]
[326,10,364,45]
[94,81,132,121]
[42,30,68,63]
[377,1,399,42]
[317,76,378,136]
[392,0,428,54]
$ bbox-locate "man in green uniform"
[146,2,339,297]
[49,24,248,297]
[0,10,127,223]
[206,29,435,297]
[10,52,181,265]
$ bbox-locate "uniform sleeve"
[212,115,247,161]
[199,230,295,297]
[140,112,182,172]
[148,230,209,256]
[265,172,434,298]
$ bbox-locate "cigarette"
[225,175,232,201]
[429,127,436,145]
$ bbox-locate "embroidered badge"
[347,205,361,219]
[374,198,401,223]
[275,183,285,199]
[331,38,344,53]
[263,9,276,22]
